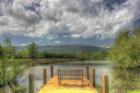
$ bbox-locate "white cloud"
[0,0,139,39]
[19,42,30,46]
[54,40,61,44]
[71,34,80,38]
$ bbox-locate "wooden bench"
[58,69,83,87]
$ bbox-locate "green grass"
[127,90,140,93]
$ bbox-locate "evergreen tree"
[27,42,38,59]
[0,44,3,59]
[3,37,15,59]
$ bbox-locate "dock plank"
[39,76,98,93]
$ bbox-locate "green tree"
[0,59,27,93]
[110,68,139,93]
[0,38,28,93]
[27,42,38,59]
[3,37,15,59]
[0,44,3,59]
[110,29,140,68]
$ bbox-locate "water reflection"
[18,61,140,93]
[18,62,111,93]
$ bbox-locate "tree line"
[0,38,108,60]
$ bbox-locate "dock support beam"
[85,65,89,79]
[51,65,54,78]
[29,74,34,93]
[103,75,109,93]
[43,69,47,85]
[92,67,95,87]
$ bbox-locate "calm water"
[18,60,140,93]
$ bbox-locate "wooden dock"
[28,65,109,93]
[39,76,98,93]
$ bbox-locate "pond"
[18,60,140,93]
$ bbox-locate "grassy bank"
[128,90,140,93]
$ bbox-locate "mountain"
[16,44,109,54]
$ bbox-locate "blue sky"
[0,0,140,46]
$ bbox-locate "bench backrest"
[58,69,83,80]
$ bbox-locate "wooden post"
[85,65,89,79]
[43,69,47,85]
[29,74,34,93]
[58,69,61,87]
[103,75,109,93]
[51,65,54,78]
[92,67,95,87]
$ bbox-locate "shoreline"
[0,58,111,65]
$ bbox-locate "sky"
[0,0,140,46]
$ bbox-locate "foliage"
[11,85,26,93]
[0,37,108,60]
[110,29,140,68]
[2,37,15,59]
[27,42,39,59]
[13,46,108,60]
[42,52,75,59]
[0,38,28,93]
[75,51,108,60]
[127,90,140,93]
[0,59,27,93]
[110,29,140,93]
[15,50,29,59]
[0,44,3,59]
[110,68,139,93]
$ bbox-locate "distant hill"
[16,44,109,54]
